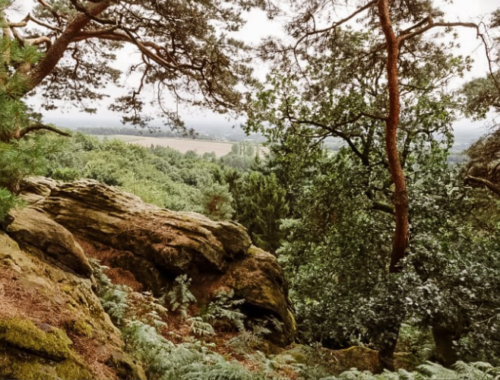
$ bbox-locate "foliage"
[240,0,500,367]
[42,133,236,219]
[395,324,434,363]
[167,275,197,320]
[1,0,265,130]
[220,142,261,171]
[273,133,500,365]
[199,183,234,221]
[231,171,289,253]
[340,361,500,380]
[0,187,18,222]
[203,289,246,332]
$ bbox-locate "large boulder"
[20,178,296,345]
[41,180,251,273]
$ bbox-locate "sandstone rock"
[42,180,251,273]
[5,207,92,278]
[21,176,58,197]
[218,246,295,344]
[26,178,295,344]
[0,230,144,379]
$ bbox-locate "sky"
[8,0,500,137]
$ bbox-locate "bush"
[0,187,18,222]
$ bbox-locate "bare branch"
[26,36,52,47]
[294,0,377,49]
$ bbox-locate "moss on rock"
[105,350,147,380]
[0,318,94,379]
[0,318,72,361]
[69,319,94,338]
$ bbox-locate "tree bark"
[377,0,409,274]
[374,0,409,370]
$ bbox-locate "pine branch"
[19,124,71,139]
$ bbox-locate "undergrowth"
[91,260,500,380]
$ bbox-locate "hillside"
[3,177,498,380]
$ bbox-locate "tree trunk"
[377,0,410,275]
[376,322,401,372]
[373,0,410,369]
[432,323,463,366]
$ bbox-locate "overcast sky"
[9,0,499,135]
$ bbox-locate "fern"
[251,351,303,380]
[338,361,500,380]
[226,331,262,355]
[417,361,499,380]
[91,259,500,380]
[101,286,129,325]
[188,317,216,337]
[204,289,246,332]
[91,259,130,326]
[124,319,259,380]
[167,275,196,320]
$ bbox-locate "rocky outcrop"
[41,180,251,273]
[10,177,296,345]
[0,230,145,379]
[5,207,92,277]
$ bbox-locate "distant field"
[97,135,236,157]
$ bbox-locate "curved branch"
[19,124,71,139]
[465,175,500,197]
[398,21,479,44]
[9,13,62,32]
[26,0,113,93]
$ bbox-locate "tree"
[247,0,489,369]
[461,10,500,196]
[0,0,263,134]
[0,0,263,214]
[231,171,288,253]
[277,132,500,368]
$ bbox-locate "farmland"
[97,135,237,157]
